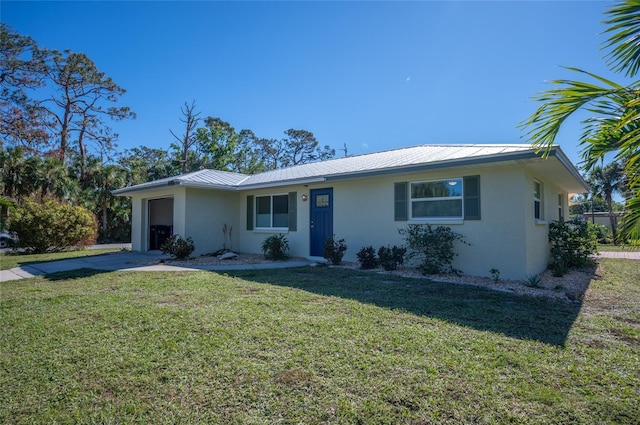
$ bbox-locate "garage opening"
[148,198,174,250]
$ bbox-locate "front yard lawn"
[598,243,640,252]
[0,248,120,270]
[1,259,638,424]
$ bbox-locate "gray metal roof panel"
[240,144,535,186]
[112,169,249,194]
[114,144,559,195]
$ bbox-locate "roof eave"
[548,148,589,192]
[177,181,239,191]
[112,180,179,195]
[238,177,327,190]
[323,149,543,181]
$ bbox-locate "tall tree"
[192,116,240,171]
[170,101,201,174]
[281,129,335,166]
[0,146,37,202]
[234,129,268,174]
[588,162,626,242]
[255,137,286,170]
[520,0,640,241]
[118,146,177,185]
[0,24,50,150]
[90,164,127,236]
[41,50,136,171]
[38,157,73,202]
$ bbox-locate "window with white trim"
[558,194,564,220]
[256,194,288,228]
[410,178,463,219]
[534,180,543,220]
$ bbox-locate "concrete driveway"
[1,250,312,282]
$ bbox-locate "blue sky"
[2,1,629,169]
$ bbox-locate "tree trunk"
[102,200,108,234]
[606,195,618,244]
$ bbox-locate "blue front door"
[310,188,333,257]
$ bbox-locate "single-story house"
[113,144,588,279]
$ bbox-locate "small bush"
[378,245,406,271]
[323,235,347,265]
[489,268,501,282]
[400,224,467,275]
[262,234,289,260]
[8,198,97,254]
[161,234,194,260]
[591,223,613,244]
[548,218,597,276]
[356,246,378,269]
[524,274,543,288]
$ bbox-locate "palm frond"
[602,1,640,77]
[519,68,630,156]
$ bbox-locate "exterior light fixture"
[302,194,309,202]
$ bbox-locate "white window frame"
[409,178,464,221]
[558,194,564,220]
[534,180,543,221]
[255,193,289,229]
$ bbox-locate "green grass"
[598,243,640,252]
[1,259,639,424]
[0,248,120,270]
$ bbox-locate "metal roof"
[114,144,587,194]
[112,169,249,194]
[241,144,536,187]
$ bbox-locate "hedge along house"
[113,144,588,280]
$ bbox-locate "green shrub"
[548,218,597,276]
[591,223,613,244]
[261,234,289,260]
[323,235,347,265]
[489,268,501,282]
[378,245,406,271]
[524,274,543,288]
[356,246,378,269]
[400,224,466,275]
[160,234,194,260]
[8,199,97,254]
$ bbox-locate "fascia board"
[547,148,589,191]
[112,180,179,195]
[236,177,327,190]
[322,150,543,181]
[177,181,238,191]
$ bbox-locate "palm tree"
[1,146,29,201]
[520,0,640,241]
[92,164,126,237]
[588,162,626,242]
[37,157,73,201]
[0,195,16,230]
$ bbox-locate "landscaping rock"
[218,251,238,260]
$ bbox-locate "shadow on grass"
[43,268,113,281]
[1,250,118,270]
[227,266,585,347]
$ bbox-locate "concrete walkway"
[0,250,313,283]
[597,251,640,260]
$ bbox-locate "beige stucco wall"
[235,162,570,280]
[124,158,575,280]
[324,165,531,279]
[522,168,568,276]
[235,186,311,257]
[183,188,240,256]
[129,186,186,252]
